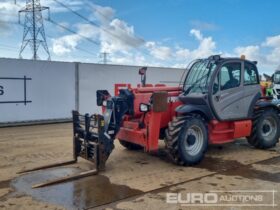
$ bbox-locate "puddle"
[196,156,280,183]
[195,157,240,172]
[11,167,142,209]
[258,156,280,165]
[153,149,280,184]
[222,164,280,183]
[9,154,280,209]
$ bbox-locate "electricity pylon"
[18,0,51,60]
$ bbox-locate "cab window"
[244,62,259,85]
[220,62,241,91]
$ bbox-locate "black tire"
[247,109,264,146]
[119,140,143,150]
[165,114,208,165]
[247,108,280,149]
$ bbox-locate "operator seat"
[223,77,239,90]
[222,68,239,90]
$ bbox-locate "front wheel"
[165,114,208,165]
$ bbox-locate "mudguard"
[175,104,214,121]
[255,100,280,111]
[247,92,262,118]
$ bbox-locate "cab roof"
[207,55,258,65]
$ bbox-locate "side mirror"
[96,90,110,106]
[139,67,147,87]
[139,67,147,75]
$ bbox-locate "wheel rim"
[261,116,277,141]
[184,125,204,156]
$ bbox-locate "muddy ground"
[0,123,279,210]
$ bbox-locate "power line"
[46,19,100,46]
[84,1,144,42]
[0,22,98,61]
[51,0,177,67]
[44,33,98,57]
[14,2,100,47]
[0,13,100,49]
[0,19,19,25]
[0,17,99,58]
[16,0,144,47]
[8,2,178,67]
[0,43,21,55]
[51,0,144,48]
[0,43,19,50]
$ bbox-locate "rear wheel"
[247,109,280,149]
[165,114,208,165]
[119,140,143,150]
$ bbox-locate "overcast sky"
[0,0,280,74]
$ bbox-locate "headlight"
[140,103,150,112]
[102,100,107,107]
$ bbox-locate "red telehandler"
[21,55,280,188]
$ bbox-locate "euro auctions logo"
[166,190,277,207]
[167,192,218,204]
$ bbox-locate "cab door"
[210,61,246,120]
[242,61,262,117]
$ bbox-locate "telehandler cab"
[20,55,280,187]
